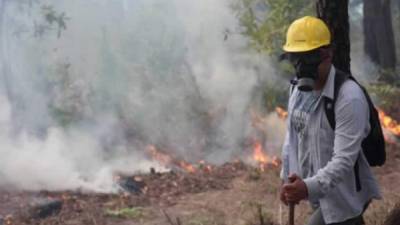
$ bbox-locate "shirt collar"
[321,66,336,100]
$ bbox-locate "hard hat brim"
[283,42,328,53]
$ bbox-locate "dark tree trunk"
[397,0,400,11]
[398,0,400,12]
[316,0,351,74]
[364,0,397,82]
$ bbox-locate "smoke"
[0,0,279,192]
[349,0,380,83]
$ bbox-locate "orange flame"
[253,141,268,164]
[275,107,288,119]
[146,145,173,166]
[275,107,400,140]
[146,145,199,173]
[378,109,400,137]
[179,161,197,173]
[252,140,280,171]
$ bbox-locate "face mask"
[289,51,322,92]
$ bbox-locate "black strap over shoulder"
[324,69,349,130]
[323,69,362,192]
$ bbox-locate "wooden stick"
[289,202,295,225]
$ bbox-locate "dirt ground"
[0,143,399,225]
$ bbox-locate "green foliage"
[49,106,76,127]
[31,4,69,39]
[233,0,314,56]
[368,84,400,110]
[239,201,275,225]
[377,68,400,85]
[262,84,289,111]
[232,0,313,111]
[105,207,145,219]
[187,217,220,225]
[41,5,69,38]
[184,211,226,225]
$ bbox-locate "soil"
[0,144,399,225]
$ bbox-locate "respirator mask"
[288,50,322,92]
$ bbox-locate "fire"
[275,107,400,141]
[199,160,213,173]
[253,141,268,164]
[275,107,288,119]
[146,145,173,166]
[144,108,398,175]
[146,145,198,173]
[378,109,400,137]
[252,140,280,171]
[179,161,197,173]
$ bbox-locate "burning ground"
[0,153,283,225]
[0,109,400,225]
[1,1,400,225]
[0,111,283,225]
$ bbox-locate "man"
[279,16,381,225]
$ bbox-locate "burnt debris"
[29,198,63,219]
[117,177,146,194]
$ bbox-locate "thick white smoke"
[0,0,279,192]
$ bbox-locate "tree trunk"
[363,0,397,82]
[0,0,25,135]
[316,0,351,74]
[397,0,400,16]
[0,0,11,99]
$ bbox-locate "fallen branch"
[258,204,265,225]
[163,210,182,225]
[163,210,176,225]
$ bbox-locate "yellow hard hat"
[283,16,331,52]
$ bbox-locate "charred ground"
[0,142,399,225]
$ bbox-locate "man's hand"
[282,174,308,203]
[279,181,288,205]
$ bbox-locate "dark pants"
[307,208,365,225]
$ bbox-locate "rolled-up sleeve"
[304,93,369,201]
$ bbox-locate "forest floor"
[0,143,399,225]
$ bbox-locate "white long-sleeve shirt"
[280,66,381,224]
